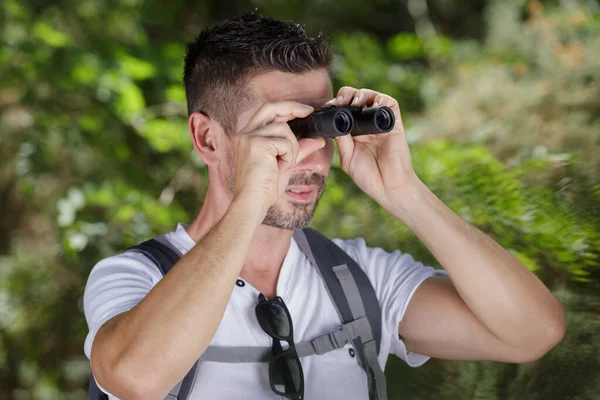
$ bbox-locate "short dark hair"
[183,12,332,134]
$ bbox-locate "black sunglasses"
[255,293,304,399]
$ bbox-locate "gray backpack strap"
[293,228,387,400]
[199,317,373,362]
[173,361,198,400]
[292,229,383,352]
[296,316,373,356]
[200,347,272,363]
[333,265,387,400]
[164,381,181,400]
[126,236,198,400]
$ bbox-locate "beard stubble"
[225,151,326,230]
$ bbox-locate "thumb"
[335,134,354,170]
[296,137,326,163]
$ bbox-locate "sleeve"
[333,237,448,368]
[83,250,163,366]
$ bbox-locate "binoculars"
[288,105,395,139]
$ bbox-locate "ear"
[189,112,223,167]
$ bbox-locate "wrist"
[228,194,267,227]
[382,177,431,227]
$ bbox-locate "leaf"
[141,119,190,152]
[118,54,157,80]
[424,35,455,60]
[115,204,137,222]
[71,55,101,85]
[387,33,424,60]
[33,22,70,48]
[166,85,186,103]
[116,81,145,121]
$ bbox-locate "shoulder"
[329,236,443,285]
[331,236,368,255]
[85,229,186,288]
[330,236,414,269]
[82,250,164,360]
[331,237,372,267]
[86,250,163,285]
[83,249,164,309]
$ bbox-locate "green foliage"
[333,32,428,112]
[414,141,598,282]
[412,1,600,178]
[0,0,598,399]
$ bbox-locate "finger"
[243,101,313,133]
[327,87,399,109]
[326,87,381,108]
[347,90,403,128]
[371,92,398,109]
[279,124,300,169]
[253,136,296,169]
[251,122,299,163]
[250,121,298,139]
[296,137,327,164]
[350,89,380,107]
[333,86,359,106]
[322,86,357,106]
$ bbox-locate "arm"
[90,101,313,400]
[92,199,263,400]
[329,86,566,363]
[389,178,566,363]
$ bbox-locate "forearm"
[93,198,263,399]
[384,178,566,349]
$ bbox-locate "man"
[83,12,566,400]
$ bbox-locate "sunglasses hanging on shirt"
[255,293,305,400]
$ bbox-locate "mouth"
[285,185,316,202]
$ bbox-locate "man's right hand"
[89,102,320,400]
[232,101,314,213]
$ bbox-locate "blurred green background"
[1,0,599,399]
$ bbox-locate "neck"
[185,185,294,295]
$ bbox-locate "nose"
[295,137,330,174]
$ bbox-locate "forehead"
[248,68,333,107]
[233,69,333,133]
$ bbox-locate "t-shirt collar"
[171,223,300,301]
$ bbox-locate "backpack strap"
[125,238,199,400]
[128,236,181,275]
[293,228,387,400]
[87,375,109,400]
[333,265,387,400]
[199,316,373,362]
[89,230,387,400]
[199,229,387,400]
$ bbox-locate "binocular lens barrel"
[376,107,394,131]
[287,108,354,139]
[334,112,353,134]
[352,106,395,136]
[288,105,395,139]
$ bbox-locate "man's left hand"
[327,86,417,209]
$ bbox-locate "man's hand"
[232,101,315,214]
[327,87,417,209]
[328,87,565,364]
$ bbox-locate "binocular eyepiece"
[288,105,395,139]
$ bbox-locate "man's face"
[225,68,335,230]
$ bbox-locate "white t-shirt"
[84,224,446,399]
